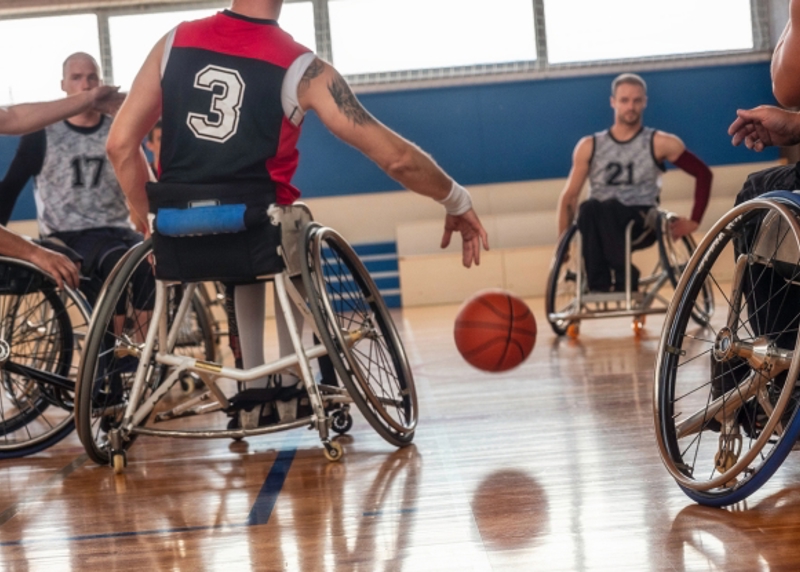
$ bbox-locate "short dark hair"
[148,120,162,142]
[611,73,647,96]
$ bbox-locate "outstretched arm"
[728,105,800,151]
[297,59,488,267]
[557,137,592,237]
[106,37,164,235]
[0,86,121,136]
[0,228,79,289]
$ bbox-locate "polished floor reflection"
[2,297,800,571]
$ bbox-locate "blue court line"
[0,447,297,547]
[247,447,297,526]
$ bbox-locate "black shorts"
[47,227,150,308]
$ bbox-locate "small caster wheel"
[632,317,645,337]
[715,450,738,473]
[180,373,199,393]
[323,440,344,462]
[112,453,127,475]
[331,411,353,435]
[566,322,580,340]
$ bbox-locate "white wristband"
[437,181,473,216]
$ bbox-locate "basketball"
[454,289,537,372]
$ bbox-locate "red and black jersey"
[159,10,311,204]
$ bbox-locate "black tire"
[0,258,90,458]
[301,225,417,447]
[655,199,800,506]
[657,222,714,326]
[545,224,581,336]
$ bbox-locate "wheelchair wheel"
[545,224,581,336]
[657,225,714,326]
[0,258,90,458]
[301,225,417,447]
[76,239,215,465]
[655,199,800,506]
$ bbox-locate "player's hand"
[728,106,800,151]
[28,246,80,290]
[90,85,126,116]
[441,209,490,268]
[669,217,698,240]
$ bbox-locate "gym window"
[327,0,537,75]
[543,0,754,64]
[0,14,101,106]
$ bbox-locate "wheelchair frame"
[545,209,713,337]
[75,203,417,472]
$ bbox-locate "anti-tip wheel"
[323,440,344,462]
[112,453,127,475]
[566,322,580,340]
[632,317,646,337]
[331,410,353,435]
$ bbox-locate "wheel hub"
[713,327,736,362]
[0,339,10,365]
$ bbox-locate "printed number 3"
[187,65,245,143]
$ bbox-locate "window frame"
[0,0,773,95]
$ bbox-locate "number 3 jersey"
[587,126,665,207]
[159,10,313,204]
[0,116,132,236]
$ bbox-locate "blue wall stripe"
[0,62,778,221]
[353,242,397,256]
[363,259,399,273]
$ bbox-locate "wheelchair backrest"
[269,202,314,277]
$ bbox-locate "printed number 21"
[606,162,634,186]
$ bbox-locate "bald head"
[62,52,100,78]
[61,52,101,97]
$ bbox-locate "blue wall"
[0,61,779,220]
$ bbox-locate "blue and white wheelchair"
[74,185,417,472]
[655,191,800,506]
[545,208,713,337]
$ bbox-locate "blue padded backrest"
[156,204,247,237]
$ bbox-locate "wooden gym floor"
[2,297,800,571]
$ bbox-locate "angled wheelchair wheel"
[0,258,90,458]
[657,225,714,326]
[301,225,417,447]
[655,199,800,506]
[77,239,215,465]
[545,224,581,336]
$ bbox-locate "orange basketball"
[454,289,537,372]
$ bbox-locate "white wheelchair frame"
[545,209,713,337]
[75,203,417,472]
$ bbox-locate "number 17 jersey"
[587,126,665,207]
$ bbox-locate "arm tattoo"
[327,73,375,126]
[299,58,324,90]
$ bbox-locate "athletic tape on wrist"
[438,181,473,216]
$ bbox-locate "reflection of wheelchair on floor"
[0,247,219,459]
[655,191,800,506]
[74,201,417,473]
[545,208,714,338]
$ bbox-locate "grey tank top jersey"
[588,126,665,207]
[35,118,132,236]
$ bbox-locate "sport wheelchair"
[655,191,800,506]
[545,208,714,338]
[0,248,220,459]
[74,201,417,472]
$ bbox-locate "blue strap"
[156,204,247,237]
[759,190,800,209]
